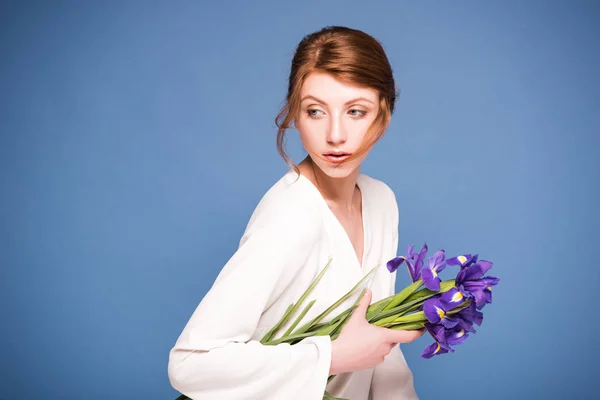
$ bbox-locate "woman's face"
[295,72,380,179]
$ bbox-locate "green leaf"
[403,279,456,303]
[365,298,392,321]
[323,391,349,400]
[329,287,367,340]
[261,257,333,343]
[260,303,294,344]
[294,264,380,335]
[282,300,316,337]
[392,311,427,324]
[382,279,423,311]
[266,330,321,345]
[388,322,425,330]
[369,293,428,325]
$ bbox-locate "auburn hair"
[275,26,398,173]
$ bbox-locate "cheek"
[297,120,323,148]
[347,118,375,139]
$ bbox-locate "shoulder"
[359,173,398,209]
[243,170,322,238]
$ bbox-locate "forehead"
[300,72,378,103]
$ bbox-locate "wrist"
[329,339,340,375]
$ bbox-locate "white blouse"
[168,169,418,400]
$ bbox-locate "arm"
[368,187,418,400]
[168,205,331,400]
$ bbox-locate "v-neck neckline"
[295,171,368,271]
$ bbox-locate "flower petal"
[423,298,443,324]
[447,328,469,346]
[422,268,441,291]
[424,322,452,349]
[441,316,459,329]
[406,244,416,260]
[458,301,484,326]
[484,289,492,304]
[387,256,407,273]
[456,315,477,333]
[462,260,493,281]
[433,249,446,264]
[482,276,500,287]
[440,287,464,310]
[421,342,450,359]
[436,260,447,274]
[446,254,474,267]
[466,286,488,308]
[414,243,428,277]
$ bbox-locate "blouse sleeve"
[368,186,419,400]
[168,199,332,400]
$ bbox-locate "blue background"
[1,1,598,399]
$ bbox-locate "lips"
[322,152,351,163]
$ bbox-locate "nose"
[326,114,347,145]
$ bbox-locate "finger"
[353,288,372,316]
[386,328,426,343]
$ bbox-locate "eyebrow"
[300,95,376,106]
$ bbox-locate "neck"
[299,156,360,211]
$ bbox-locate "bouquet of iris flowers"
[175,243,499,400]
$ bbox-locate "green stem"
[403,279,456,303]
[294,264,380,335]
[382,279,423,311]
[329,287,367,340]
[282,300,316,337]
[265,322,336,345]
[266,288,368,346]
[392,311,427,324]
[365,297,392,320]
[260,303,294,343]
[261,257,333,343]
[323,391,348,400]
[388,322,425,330]
[373,310,428,328]
[369,295,426,324]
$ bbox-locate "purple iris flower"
[421,249,447,291]
[423,296,459,329]
[455,300,483,333]
[421,323,452,359]
[446,253,478,269]
[439,287,466,310]
[421,342,448,358]
[446,326,469,346]
[456,259,492,282]
[468,276,499,309]
[424,323,451,349]
[455,260,500,310]
[387,243,428,282]
[421,342,449,359]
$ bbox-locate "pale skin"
[294,72,425,376]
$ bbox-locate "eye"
[348,109,367,118]
[307,109,325,118]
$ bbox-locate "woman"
[168,26,424,399]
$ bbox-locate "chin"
[311,157,359,179]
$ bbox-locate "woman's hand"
[329,288,425,375]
